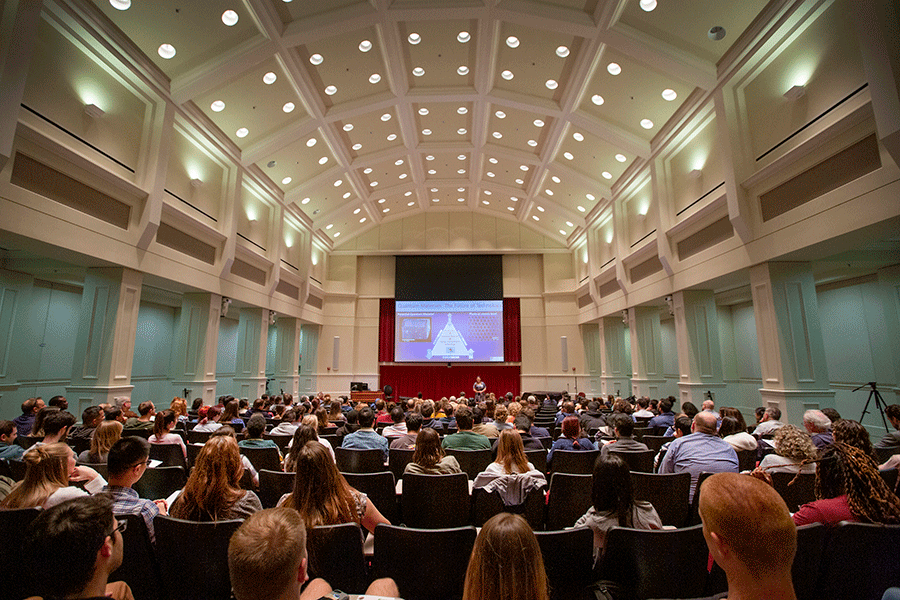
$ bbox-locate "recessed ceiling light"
[428,169,436,174]
[495,111,506,119]
[110,0,131,10]
[413,67,425,77]
[457,31,470,43]
[422,129,432,135]
[359,217,367,223]
[222,10,239,26]
[528,140,537,147]
[563,152,574,160]
[489,157,498,164]
[343,192,351,199]
[369,73,381,84]
[399,173,408,179]
[510,196,518,201]
[310,54,323,65]
[457,169,466,174]
[359,40,372,52]
[487,171,495,177]
[326,224,333,229]
[607,62,621,75]
[532,215,540,221]
[507,206,514,211]
[369,181,378,187]
[545,79,558,90]
[458,128,467,135]
[431,188,438,192]
[573,132,584,141]
[459,187,466,192]
[363,167,373,174]
[457,106,468,114]
[408,201,415,206]
[457,66,469,75]
[383,208,390,213]
[408,33,421,44]
[662,89,677,101]
[306,138,317,147]
[492,131,502,139]
[395,159,405,166]
[506,36,519,48]
[281,176,292,185]
[324,85,337,95]
[556,46,569,58]
[282,102,294,112]
[236,127,249,138]
[302,197,311,204]
[641,119,654,129]
[211,100,225,112]
[484,190,492,195]
[708,26,726,41]
[386,134,397,141]
[551,175,560,183]
[405,191,412,196]
[537,205,545,212]
[158,44,176,59]
[640,0,657,10]
[591,94,604,105]
[352,143,363,150]
[544,189,553,196]
[432,198,439,202]
[577,205,586,212]
[519,165,529,171]
[566,221,574,227]
[586,193,595,200]
[318,156,328,165]
[482,200,490,205]
[458,154,466,160]
[534,119,544,127]
[559,229,567,235]
[334,232,340,238]
[334,179,343,187]
[418,108,429,116]
[602,171,612,179]
[343,123,353,131]
[426,155,435,161]
[381,113,392,121]
[263,72,277,84]
[515,178,524,185]
[267,160,276,168]
[353,208,361,214]
[378,198,386,204]
[615,154,626,162]
[501,70,514,80]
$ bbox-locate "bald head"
[693,411,717,434]
[702,399,715,411]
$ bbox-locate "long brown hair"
[814,442,900,524]
[91,420,123,456]
[412,428,444,469]
[153,409,176,438]
[220,400,241,424]
[170,397,188,419]
[0,443,71,509]
[284,425,320,472]
[495,429,529,474]
[462,513,549,600]
[171,435,245,521]
[281,441,358,528]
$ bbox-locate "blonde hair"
[229,508,306,600]
[170,397,188,418]
[494,429,529,474]
[0,443,71,508]
[90,420,123,457]
[494,405,508,422]
[773,424,818,462]
[507,402,522,421]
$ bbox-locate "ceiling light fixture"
[489,157,498,164]
[573,132,584,141]
[408,33,421,44]
[537,205,545,212]
[334,179,343,187]
[110,0,131,10]
[190,178,203,188]
[235,127,249,138]
[222,10,238,25]
[457,31,470,43]
[458,154,466,160]
[534,119,544,127]
[528,140,537,147]
[422,129,432,135]
[457,66,469,75]
[306,138,317,147]
[395,159,405,165]
[640,119,654,129]
[158,44,176,59]
[353,143,363,149]
[546,79,558,90]
[615,154,626,162]
[334,232,340,237]
[784,84,806,100]
[458,128,467,135]
[639,0,657,11]
[532,215,539,221]
[359,217,366,223]
[501,70,514,80]
[302,198,311,204]
[565,221,573,227]
[506,36,519,48]
[577,205,586,212]
[325,85,337,95]
[607,62,621,75]
[708,26,726,41]
[563,152,574,160]
[386,134,396,141]
[408,201,415,206]
[381,113,392,121]
[602,171,612,179]
[318,157,328,165]
[551,175,560,183]
[369,73,381,84]
[492,131,502,138]
[507,206,514,211]
[210,100,225,112]
[309,54,323,65]
[662,89,677,101]
[586,193,595,201]
[363,167,373,174]
[353,208,361,214]
[282,176,292,185]
[495,110,506,119]
[591,94,604,105]
[343,123,353,131]
[458,106,468,114]
[359,40,372,52]
[689,168,703,179]
[559,230,567,235]
[263,72,277,84]
[282,102,294,112]
[413,67,425,77]
[556,46,569,58]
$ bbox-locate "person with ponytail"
[149,408,187,459]
[547,415,595,469]
[0,442,106,509]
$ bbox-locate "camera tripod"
[856,381,889,433]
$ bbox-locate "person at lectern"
[473,376,487,403]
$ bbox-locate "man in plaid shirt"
[101,436,168,542]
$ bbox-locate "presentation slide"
[395,300,504,362]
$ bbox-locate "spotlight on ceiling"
[708,26,726,41]
[688,169,703,179]
[83,104,105,119]
[783,85,806,101]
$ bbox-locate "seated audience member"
[833,418,879,462]
[803,409,834,449]
[579,401,608,432]
[219,399,246,427]
[793,442,900,526]
[0,442,106,509]
[574,453,662,563]
[875,404,900,450]
[271,409,300,436]
[752,406,785,438]
[475,430,545,506]
[279,441,390,535]
[462,513,549,600]
[33,410,76,449]
[554,401,577,426]
[547,416,596,468]
[124,401,156,430]
[23,496,132,600]
[192,405,223,432]
[471,406,500,439]
[633,397,654,419]
[69,406,104,442]
[758,425,818,474]
[211,426,260,487]
[482,429,544,475]
[660,412,739,502]
[493,404,513,431]
[821,407,841,424]
[239,413,283,459]
[229,507,398,600]
[492,415,545,452]
[719,417,757,454]
[13,398,41,438]
[314,407,331,434]
[0,419,25,461]
[334,408,359,442]
[654,415,693,471]
[506,401,523,423]
[390,412,422,450]
[699,473,798,600]
[169,396,189,422]
[284,425,325,471]
[522,405,550,439]
[442,406,492,451]
[78,420,123,464]
[105,407,127,424]
[102,436,168,543]
[149,408,187,459]
[663,402,699,437]
[293,415,335,459]
[405,427,463,475]
[114,396,136,419]
[382,406,408,437]
[599,413,649,457]
[340,406,389,461]
[328,399,346,423]
[27,407,64,444]
[701,399,719,420]
[170,435,262,520]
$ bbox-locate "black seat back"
[631,471,691,527]
[133,466,187,501]
[401,472,470,528]
[334,447,385,473]
[149,443,186,469]
[535,527,594,600]
[258,469,295,508]
[550,449,600,474]
[545,472,593,531]
[0,507,40,599]
[239,446,282,473]
[608,449,654,473]
[388,447,415,480]
[342,471,399,525]
[771,471,816,512]
[306,522,369,594]
[445,448,492,479]
[817,521,900,600]
[471,485,545,530]
[109,513,163,600]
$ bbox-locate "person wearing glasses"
[0,442,106,509]
[102,436,169,543]
[23,495,133,600]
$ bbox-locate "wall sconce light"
[83,103,105,119]
[784,85,806,101]
[190,178,203,188]
[688,169,702,179]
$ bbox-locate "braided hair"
[814,442,900,524]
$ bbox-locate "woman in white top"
[474,430,546,507]
[192,405,223,432]
[0,442,106,509]
[149,409,187,459]
[718,416,758,452]
[285,415,335,461]
[759,425,817,474]
[483,429,539,475]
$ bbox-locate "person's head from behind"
[229,507,309,600]
[802,409,830,433]
[390,405,405,425]
[412,427,444,468]
[81,406,104,428]
[561,415,582,440]
[170,397,188,418]
[699,473,796,581]
[815,442,900,523]
[23,495,122,599]
[658,398,673,414]
[763,406,782,422]
[91,420,123,457]
[288,441,356,527]
[495,429,528,474]
[173,435,244,520]
[612,413,634,438]
[246,414,267,439]
[773,424,818,462]
[107,436,150,480]
[717,416,744,439]
[137,401,155,418]
[357,406,375,428]
[692,411,718,435]
[673,415,693,437]
[493,404,508,423]
[42,410,76,440]
[455,405,474,430]
[513,414,531,434]
[821,407,841,423]
[153,409,177,438]
[592,453,634,525]
[832,419,876,460]
[462,512,548,600]
[718,407,747,431]
[405,411,423,432]
[0,442,73,508]
[285,425,319,471]
[681,402,699,419]
[31,406,60,435]
[105,407,123,423]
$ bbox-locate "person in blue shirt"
[0,420,25,461]
[341,406,389,461]
[648,398,675,431]
[548,416,596,468]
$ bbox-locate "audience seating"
[875,446,900,465]
[545,473,592,531]
[109,513,163,600]
[185,442,203,469]
[262,433,293,452]
[736,448,757,472]
[817,521,900,600]
[372,524,477,600]
[15,435,41,449]
[334,447,385,474]
[642,435,673,453]
[0,507,40,600]
[537,435,553,450]
[792,523,827,600]
[133,466,187,501]
[630,471,691,527]
[524,448,549,474]
[632,426,653,442]
[153,515,243,600]
[306,522,369,594]
[258,469,294,508]
[122,428,153,439]
[77,461,109,479]
[549,449,600,475]
[239,446,281,473]
[608,449,654,473]
[401,472,470,528]
[319,433,340,447]
[599,524,710,600]
[771,471,816,513]
[471,486,545,530]
[187,430,213,444]
[534,527,594,600]
[880,467,898,493]
[342,471,399,525]
[445,448,492,479]
[149,443,186,469]
[69,436,92,455]
[388,447,415,481]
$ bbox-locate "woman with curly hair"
[169,397,189,422]
[759,425,818,474]
[793,442,900,526]
[832,419,878,462]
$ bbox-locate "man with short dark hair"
[522,406,549,439]
[70,406,104,442]
[442,406,491,450]
[124,401,156,429]
[653,414,693,471]
[633,397,654,419]
[660,412,739,502]
[875,404,900,450]
[32,410,77,448]
[239,414,283,457]
[270,409,300,436]
[23,495,129,599]
[649,398,675,430]
[471,406,499,438]
[390,412,422,449]
[752,406,784,437]
[341,406,389,461]
[493,415,545,452]
[48,395,68,410]
[0,420,24,460]
[600,413,650,457]
[383,406,408,437]
[13,398,40,438]
[105,407,127,423]
[579,401,607,431]
[102,436,168,543]
[555,400,577,425]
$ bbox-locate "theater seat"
[817,521,900,600]
[534,527,594,600]
[306,522,369,594]
[109,513,163,600]
[401,472,469,528]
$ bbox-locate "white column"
[170,293,221,404]
[628,306,666,398]
[749,262,834,425]
[672,290,726,405]
[67,268,143,406]
[233,307,268,400]
[272,316,301,398]
[599,316,630,397]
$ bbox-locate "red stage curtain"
[379,298,395,363]
[379,364,520,401]
[503,297,521,363]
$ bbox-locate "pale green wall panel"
[216,318,239,396]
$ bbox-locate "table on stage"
[350,390,385,404]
